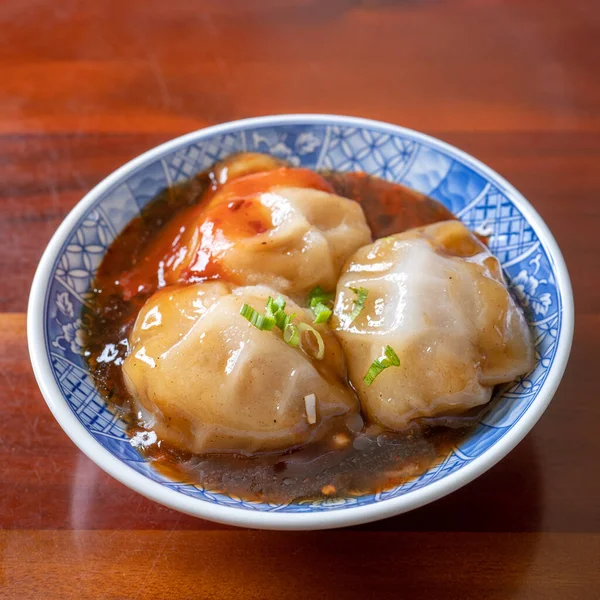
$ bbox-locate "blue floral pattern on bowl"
[43,119,564,513]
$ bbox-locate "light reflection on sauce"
[141,305,162,330]
[134,347,156,369]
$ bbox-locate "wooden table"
[1,1,599,598]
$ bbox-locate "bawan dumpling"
[203,181,372,298]
[119,165,372,302]
[122,282,358,454]
[333,220,535,430]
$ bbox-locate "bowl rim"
[27,114,574,530]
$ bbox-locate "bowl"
[28,115,573,530]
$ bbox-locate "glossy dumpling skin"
[122,283,358,454]
[333,220,535,430]
[207,184,373,298]
[118,165,371,301]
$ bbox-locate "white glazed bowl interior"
[28,115,573,530]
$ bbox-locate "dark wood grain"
[1,531,599,600]
[1,0,599,598]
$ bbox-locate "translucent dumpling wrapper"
[122,283,358,454]
[333,220,535,430]
[202,182,372,298]
[118,163,372,301]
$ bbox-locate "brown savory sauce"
[83,155,483,503]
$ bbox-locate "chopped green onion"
[298,323,325,360]
[265,295,294,331]
[349,287,368,323]
[274,296,286,311]
[307,286,334,324]
[312,302,332,324]
[307,286,334,308]
[276,311,294,331]
[266,295,286,315]
[363,345,400,386]
[284,323,300,347]
[240,303,276,330]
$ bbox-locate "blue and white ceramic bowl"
[28,115,573,530]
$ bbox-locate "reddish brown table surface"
[1,1,600,598]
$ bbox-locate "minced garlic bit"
[304,393,317,424]
[321,484,336,496]
[332,433,351,449]
[129,430,157,449]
